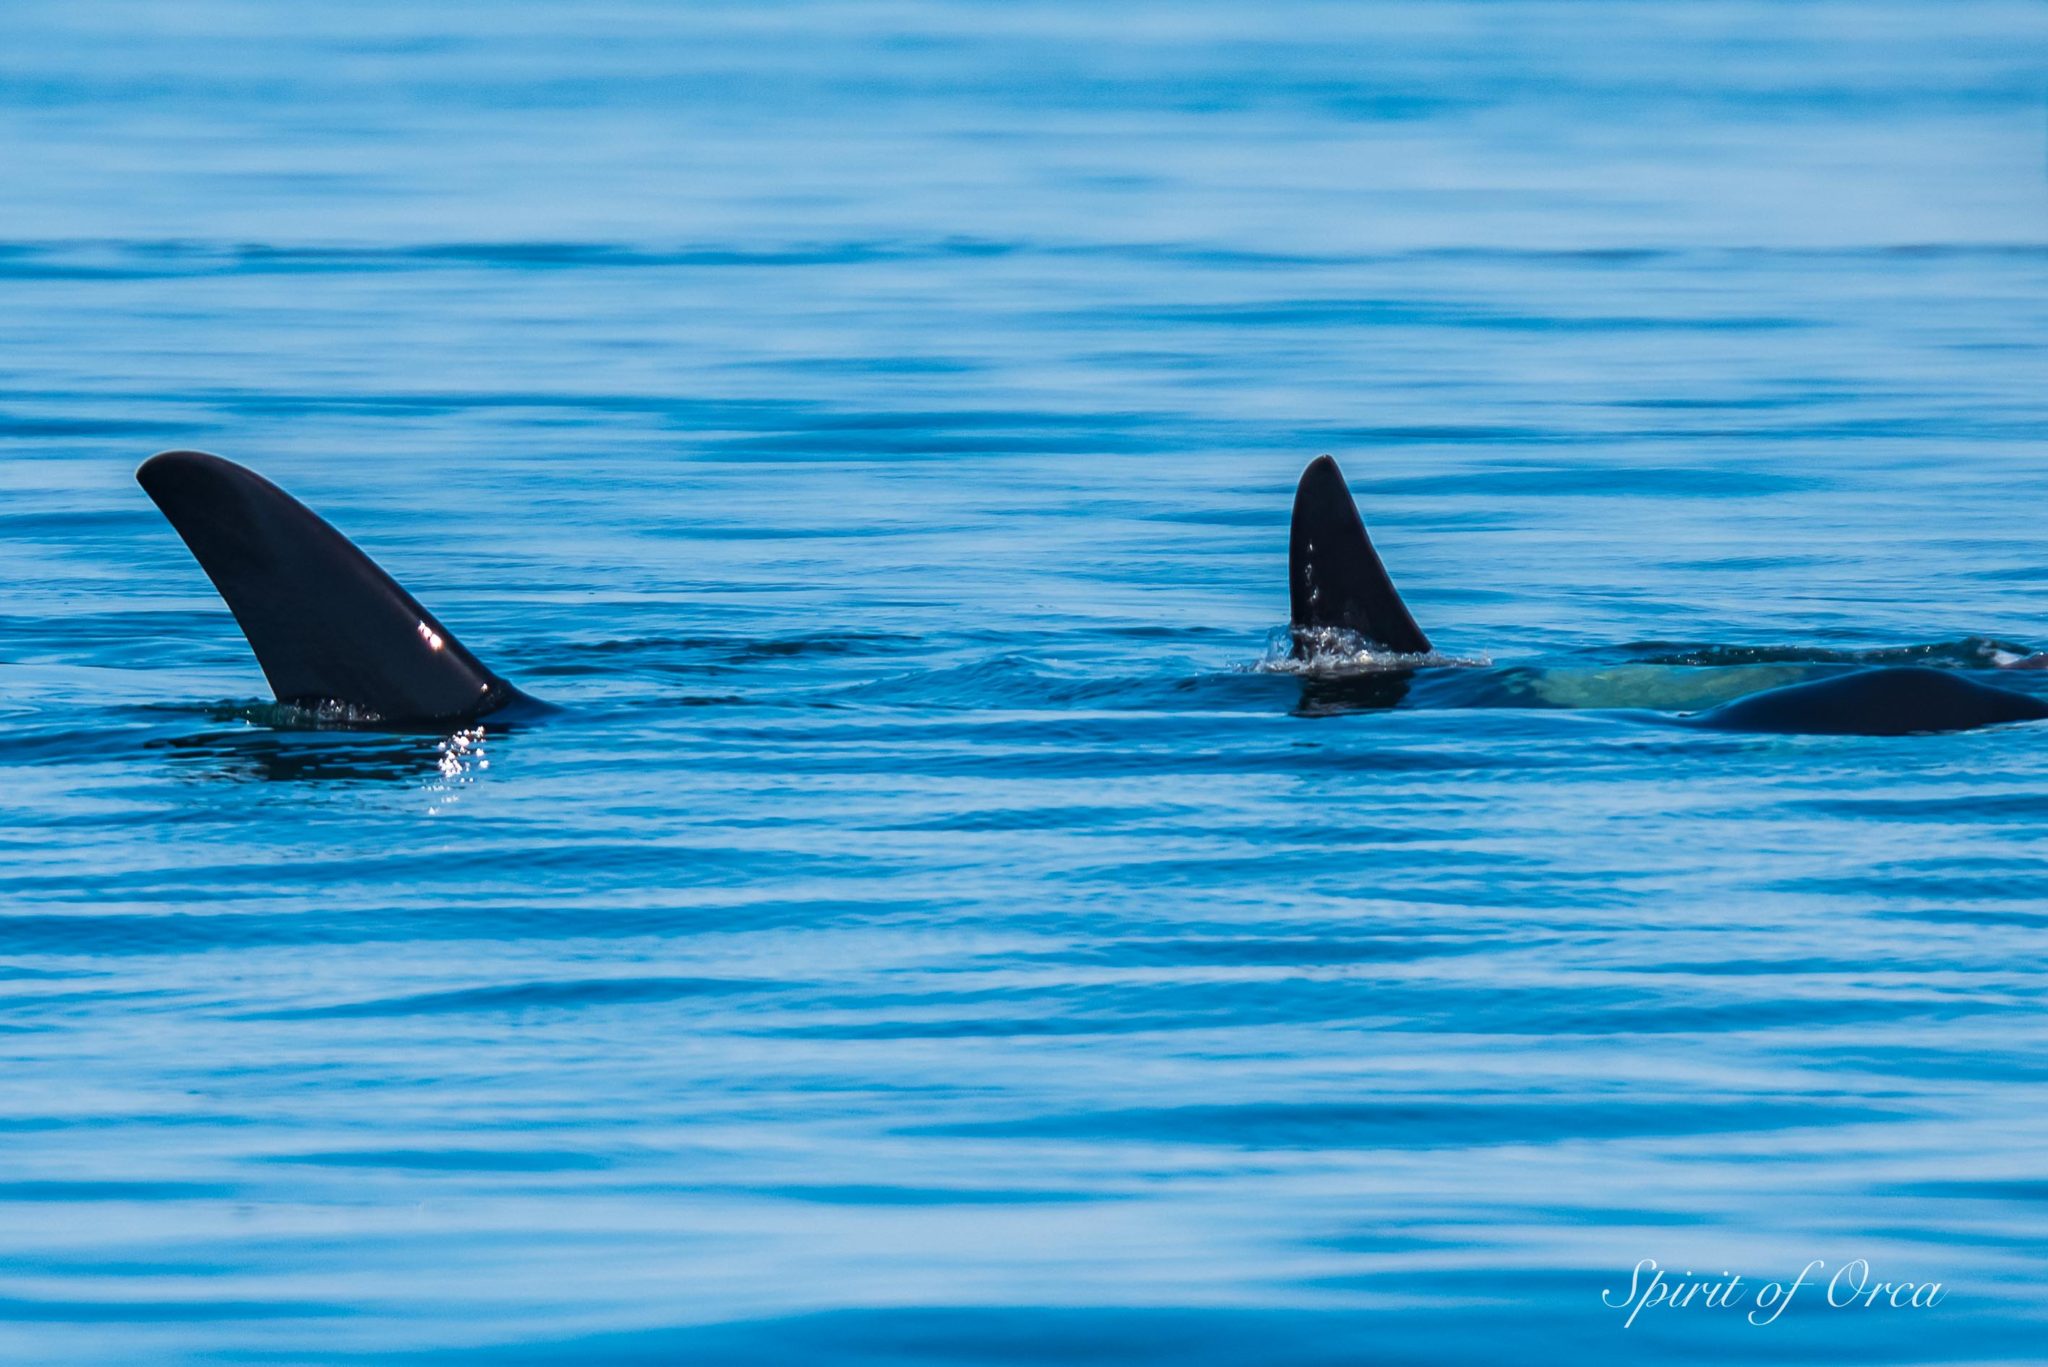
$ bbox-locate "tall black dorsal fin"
[1289,454,1431,655]
[138,450,521,723]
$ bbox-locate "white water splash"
[247,698,388,729]
[1256,626,1489,677]
[425,726,488,815]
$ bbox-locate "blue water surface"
[3,2,2048,1362]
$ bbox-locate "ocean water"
[4,2,2048,1362]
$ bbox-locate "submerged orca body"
[1287,455,2048,737]
[138,451,539,726]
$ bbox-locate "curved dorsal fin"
[138,450,518,723]
[1288,455,1431,655]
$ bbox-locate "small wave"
[1256,627,1489,678]
[1624,637,2035,669]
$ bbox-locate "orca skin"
[1289,454,1431,656]
[1285,455,2048,737]
[138,450,537,725]
[1687,665,2048,735]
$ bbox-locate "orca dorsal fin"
[137,450,519,723]
[1288,455,1431,655]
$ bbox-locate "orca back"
[1691,665,2048,736]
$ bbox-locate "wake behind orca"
[1287,454,2048,737]
[138,451,546,727]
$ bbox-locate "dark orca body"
[1687,665,2048,735]
[1287,456,2048,737]
[138,451,541,727]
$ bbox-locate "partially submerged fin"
[137,450,529,724]
[1289,455,1431,656]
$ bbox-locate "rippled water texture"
[4,3,2048,1362]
